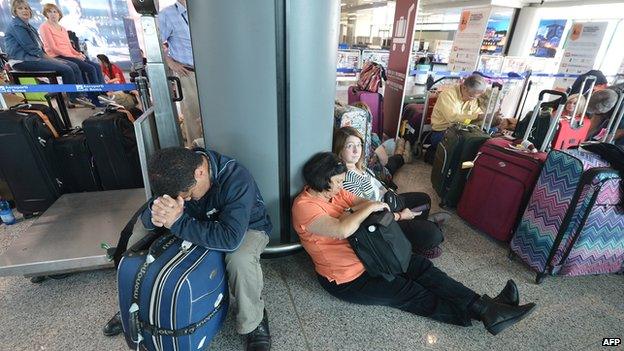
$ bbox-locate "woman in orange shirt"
[38,3,104,105]
[292,152,536,335]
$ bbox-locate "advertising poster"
[362,50,390,68]
[336,49,361,76]
[480,9,513,55]
[554,21,609,89]
[530,19,567,58]
[448,7,492,73]
[124,17,143,65]
[383,0,417,137]
[477,55,504,74]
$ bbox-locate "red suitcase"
[348,86,384,135]
[551,119,592,150]
[457,138,547,240]
[550,75,597,150]
[457,90,568,241]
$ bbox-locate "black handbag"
[383,188,405,212]
[366,168,405,212]
[348,210,412,281]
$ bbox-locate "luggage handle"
[604,92,624,144]
[19,109,60,138]
[426,75,461,91]
[9,103,32,110]
[571,76,597,127]
[538,89,567,101]
[108,201,152,268]
[513,71,532,120]
[168,76,184,102]
[522,90,567,151]
[480,82,503,132]
[515,80,533,120]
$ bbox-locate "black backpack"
[348,210,412,281]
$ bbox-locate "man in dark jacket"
[105,147,273,351]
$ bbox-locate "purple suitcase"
[348,86,384,136]
[511,92,624,283]
[510,148,624,283]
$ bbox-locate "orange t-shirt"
[292,187,365,284]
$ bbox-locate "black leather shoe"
[246,309,271,351]
[493,279,519,306]
[102,311,123,337]
[471,295,536,335]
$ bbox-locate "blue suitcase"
[113,204,228,351]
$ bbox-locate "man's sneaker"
[421,245,443,259]
[245,309,271,351]
[73,96,96,108]
[98,95,116,106]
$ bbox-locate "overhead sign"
[448,7,492,73]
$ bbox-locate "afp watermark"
[602,338,621,346]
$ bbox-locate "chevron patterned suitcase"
[510,148,624,283]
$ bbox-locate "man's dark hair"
[148,147,204,197]
[302,152,347,192]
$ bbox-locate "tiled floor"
[0,158,622,351]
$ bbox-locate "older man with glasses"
[426,74,488,161]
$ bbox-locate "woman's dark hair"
[148,147,204,197]
[302,152,347,192]
[97,54,114,80]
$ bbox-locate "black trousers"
[386,154,405,175]
[318,255,478,326]
[397,192,444,251]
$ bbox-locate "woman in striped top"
[333,127,449,258]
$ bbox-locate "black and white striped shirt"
[342,169,383,201]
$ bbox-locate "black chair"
[0,53,72,128]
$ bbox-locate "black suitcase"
[430,124,490,207]
[82,108,143,190]
[52,130,101,193]
[11,103,67,135]
[0,110,63,215]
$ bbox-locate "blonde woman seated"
[334,126,450,258]
[291,152,536,335]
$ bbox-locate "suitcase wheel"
[29,276,46,284]
[507,250,514,261]
[535,273,546,285]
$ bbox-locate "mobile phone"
[410,204,430,213]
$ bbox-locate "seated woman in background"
[38,3,104,106]
[291,152,536,335]
[334,126,449,258]
[96,54,141,110]
[5,0,94,107]
[97,54,126,84]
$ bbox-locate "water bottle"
[0,199,16,225]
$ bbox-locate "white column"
[507,7,540,57]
